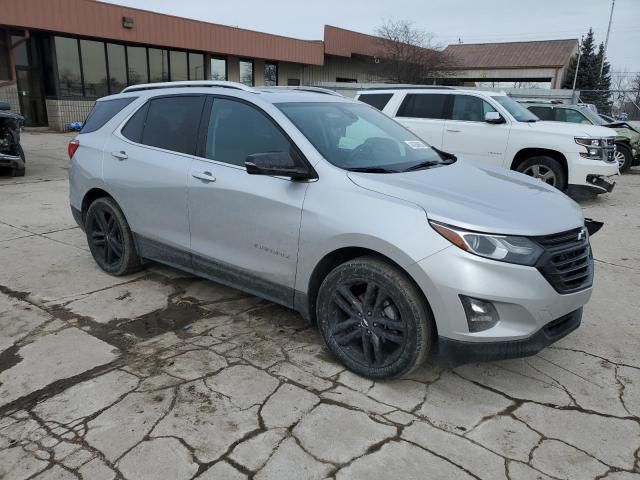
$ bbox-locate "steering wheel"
[346,137,400,166]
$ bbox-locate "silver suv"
[69,81,597,378]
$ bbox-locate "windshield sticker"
[405,140,429,149]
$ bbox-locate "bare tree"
[374,19,454,84]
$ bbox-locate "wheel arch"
[81,188,114,225]
[511,148,568,181]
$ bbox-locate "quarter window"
[358,93,393,111]
[121,102,148,143]
[450,95,497,122]
[81,97,136,134]
[205,98,292,167]
[139,96,205,155]
[397,94,448,119]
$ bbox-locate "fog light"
[460,296,499,332]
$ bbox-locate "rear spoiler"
[584,218,604,236]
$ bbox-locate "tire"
[85,197,142,276]
[10,167,25,177]
[614,143,633,172]
[316,256,434,379]
[515,156,567,190]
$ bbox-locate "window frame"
[194,95,316,180]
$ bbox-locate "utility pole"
[572,36,583,104]
[600,0,615,78]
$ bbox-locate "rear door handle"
[111,150,128,160]
[446,129,461,133]
[192,171,216,183]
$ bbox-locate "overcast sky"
[104,0,640,78]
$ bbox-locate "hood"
[525,121,614,138]
[347,159,584,237]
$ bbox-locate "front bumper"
[0,153,24,170]
[567,153,619,194]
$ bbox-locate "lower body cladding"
[568,155,619,195]
[407,245,592,367]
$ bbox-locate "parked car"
[70,81,598,378]
[520,101,640,172]
[356,89,619,195]
[0,101,25,177]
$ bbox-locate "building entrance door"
[12,33,47,127]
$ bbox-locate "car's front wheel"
[516,156,567,190]
[614,143,633,172]
[85,197,142,276]
[316,256,434,379]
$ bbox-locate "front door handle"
[111,150,128,160]
[192,171,216,183]
[446,129,461,133]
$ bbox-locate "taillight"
[68,139,80,159]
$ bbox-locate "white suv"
[356,88,619,195]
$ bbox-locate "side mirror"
[485,111,505,124]
[0,102,10,111]
[245,151,314,180]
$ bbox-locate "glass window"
[358,93,393,111]
[141,96,205,155]
[492,95,538,122]
[287,78,301,86]
[451,95,496,122]
[561,108,591,124]
[55,37,83,96]
[170,51,188,81]
[12,34,28,67]
[239,60,254,86]
[264,62,278,87]
[210,57,226,81]
[278,102,447,173]
[527,106,554,121]
[82,97,136,133]
[107,43,127,94]
[397,94,448,119]
[0,32,10,80]
[148,48,169,83]
[122,102,148,143]
[205,98,290,167]
[189,53,204,80]
[127,46,148,85]
[80,40,108,98]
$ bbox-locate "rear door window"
[527,106,555,121]
[121,102,148,143]
[140,96,206,155]
[358,93,393,111]
[396,94,449,119]
[81,97,136,133]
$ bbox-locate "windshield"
[492,96,539,122]
[277,102,450,173]
[578,107,607,125]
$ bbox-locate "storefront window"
[80,40,108,98]
[55,37,83,96]
[127,46,148,85]
[170,51,188,81]
[0,32,9,80]
[210,57,226,81]
[107,43,127,94]
[264,62,278,86]
[239,60,254,86]
[148,48,169,83]
[189,53,204,80]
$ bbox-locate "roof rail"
[357,86,455,91]
[257,86,343,97]
[121,80,258,94]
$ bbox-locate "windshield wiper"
[403,160,444,172]
[346,167,398,174]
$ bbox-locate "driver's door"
[188,97,309,306]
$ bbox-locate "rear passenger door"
[104,95,205,268]
[442,94,510,166]
[392,93,449,149]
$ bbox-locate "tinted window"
[80,40,108,98]
[210,57,226,81]
[81,97,136,133]
[127,46,148,84]
[492,96,538,122]
[170,51,188,81]
[264,62,278,86]
[527,106,554,121]
[55,37,83,96]
[397,94,448,119]
[148,48,169,83]
[141,96,205,155]
[240,60,254,86]
[107,43,127,94]
[451,95,497,122]
[121,103,148,143]
[205,98,291,167]
[358,93,393,111]
[189,53,204,80]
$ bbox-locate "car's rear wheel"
[316,256,434,379]
[10,146,25,177]
[516,156,567,190]
[85,197,142,276]
[614,143,633,172]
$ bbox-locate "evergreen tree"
[562,28,612,114]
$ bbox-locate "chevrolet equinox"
[69,81,597,378]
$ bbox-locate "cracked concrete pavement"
[0,131,639,480]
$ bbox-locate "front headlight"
[430,221,543,266]
[575,137,604,160]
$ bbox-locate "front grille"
[533,227,593,294]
